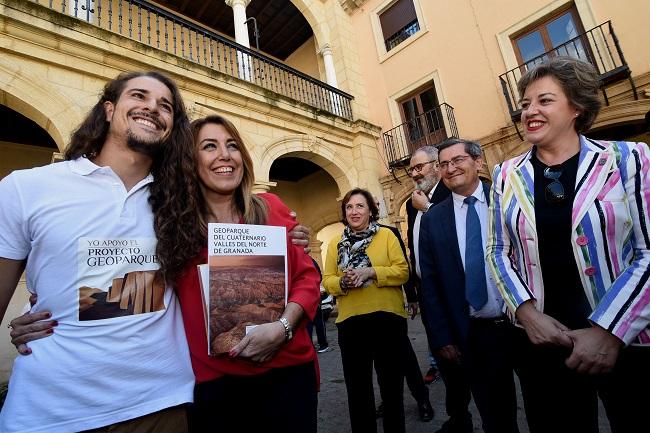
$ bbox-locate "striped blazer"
[487,136,650,346]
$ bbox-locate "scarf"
[336,221,379,278]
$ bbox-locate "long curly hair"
[151,114,267,282]
[64,71,190,163]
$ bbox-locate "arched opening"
[0,104,58,179]
[589,116,649,143]
[268,155,341,265]
[317,222,345,269]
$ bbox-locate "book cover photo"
[202,223,288,355]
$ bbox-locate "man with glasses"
[418,138,519,433]
[404,146,474,430]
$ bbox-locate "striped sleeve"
[486,162,534,316]
[589,141,650,344]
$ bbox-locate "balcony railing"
[382,103,458,168]
[32,0,354,120]
[499,21,636,121]
[385,19,420,52]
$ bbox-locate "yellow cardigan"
[322,227,409,323]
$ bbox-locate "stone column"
[309,240,324,269]
[318,43,338,87]
[225,0,251,47]
[225,0,252,81]
[318,43,341,115]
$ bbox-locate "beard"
[415,176,435,193]
[126,129,166,160]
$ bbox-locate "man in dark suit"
[405,145,472,433]
[404,146,449,382]
[405,146,451,292]
[419,138,519,433]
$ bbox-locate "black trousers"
[403,333,429,403]
[514,328,650,433]
[337,311,407,433]
[465,318,520,433]
[307,305,329,348]
[436,349,473,428]
[187,362,317,433]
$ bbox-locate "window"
[512,5,589,68]
[379,0,420,52]
[398,85,446,147]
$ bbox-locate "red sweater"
[175,193,320,383]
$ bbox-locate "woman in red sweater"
[152,115,320,432]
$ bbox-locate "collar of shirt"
[427,181,439,200]
[70,156,154,187]
[451,181,484,209]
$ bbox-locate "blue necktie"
[464,196,488,310]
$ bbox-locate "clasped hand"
[341,267,376,289]
[516,300,622,374]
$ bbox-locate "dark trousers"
[514,328,650,433]
[307,305,328,348]
[337,312,407,433]
[187,362,317,433]
[465,318,519,433]
[403,333,429,403]
[436,352,473,428]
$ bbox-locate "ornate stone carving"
[339,0,370,13]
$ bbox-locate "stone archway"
[289,0,330,49]
[0,58,84,151]
[258,134,354,198]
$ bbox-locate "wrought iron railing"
[385,19,419,52]
[31,0,354,119]
[382,103,458,168]
[499,21,636,120]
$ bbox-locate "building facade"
[348,0,650,231]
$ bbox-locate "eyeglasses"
[406,160,437,176]
[543,166,565,203]
[438,155,471,171]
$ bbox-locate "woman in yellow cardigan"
[323,187,409,433]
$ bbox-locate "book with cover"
[200,223,288,355]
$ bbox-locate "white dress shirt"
[413,181,440,278]
[451,182,504,318]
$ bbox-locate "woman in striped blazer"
[487,57,649,433]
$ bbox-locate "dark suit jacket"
[418,182,490,352]
[404,181,451,302]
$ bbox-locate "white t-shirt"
[0,158,194,433]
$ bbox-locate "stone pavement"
[315,315,611,433]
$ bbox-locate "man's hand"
[288,211,311,253]
[516,300,573,347]
[412,190,430,212]
[437,344,461,364]
[407,302,419,319]
[564,325,622,375]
